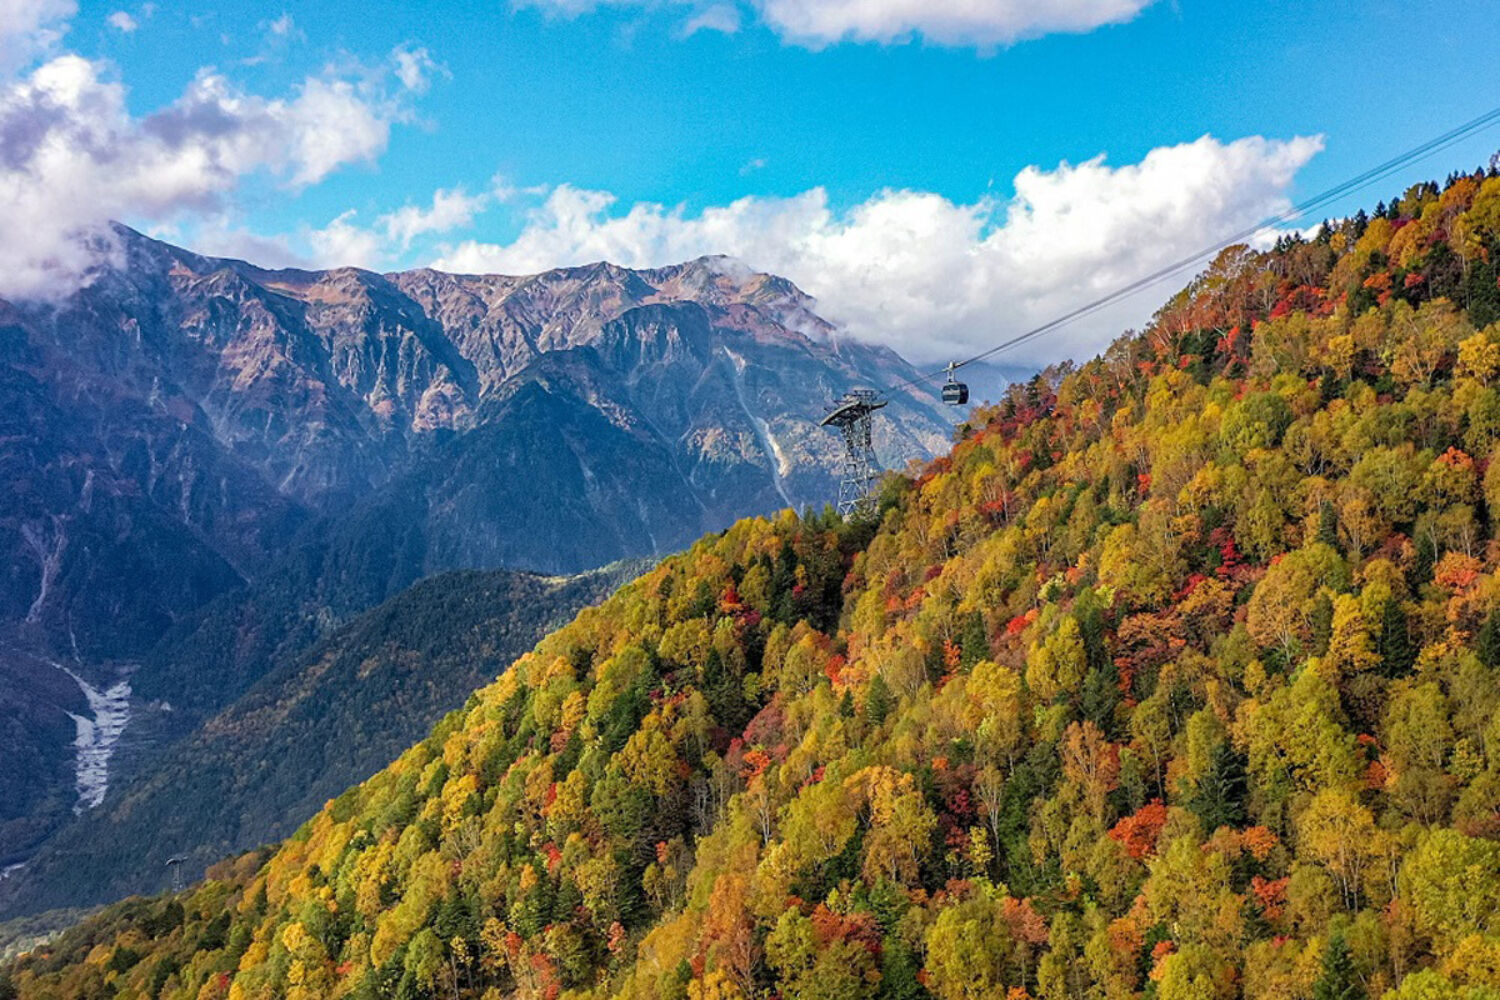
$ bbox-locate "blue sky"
[5,0,1500,364]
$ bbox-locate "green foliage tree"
[865,672,895,726]
[1312,933,1361,1000]
[1187,741,1248,833]
[1379,597,1417,677]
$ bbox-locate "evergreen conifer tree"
[1379,598,1416,677]
[1476,610,1500,670]
[1312,933,1361,1000]
[865,673,894,726]
[1188,741,1248,832]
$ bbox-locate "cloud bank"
[288,182,500,270]
[435,135,1323,366]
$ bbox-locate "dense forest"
[7,170,1500,1000]
[1,564,642,918]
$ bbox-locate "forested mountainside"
[0,911,94,965]
[0,226,949,889]
[9,172,1500,1000]
[0,563,644,919]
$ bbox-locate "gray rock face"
[0,224,952,870]
[2,227,950,654]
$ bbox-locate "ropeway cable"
[879,103,1500,396]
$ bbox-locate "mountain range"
[0,227,955,912]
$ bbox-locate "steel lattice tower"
[820,390,887,519]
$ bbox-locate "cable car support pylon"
[820,390,887,520]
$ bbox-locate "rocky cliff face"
[0,225,953,871]
[2,226,949,653]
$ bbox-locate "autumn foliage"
[9,174,1500,1000]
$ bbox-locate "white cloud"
[178,220,310,270]
[0,21,431,300]
[755,0,1152,47]
[0,0,74,72]
[682,4,740,36]
[434,134,1323,366]
[106,11,137,33]
[514,0,1154,48]
[305,209,387,269]
[380,184,492,249]
[241,12,304,65]
[220,181,503,272]
[392,44,442,93]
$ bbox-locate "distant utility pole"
[820,390,887,520]
[165,856,186,893]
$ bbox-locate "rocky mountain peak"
[2,223,954,658]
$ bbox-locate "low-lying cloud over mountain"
[435,134,1323,365]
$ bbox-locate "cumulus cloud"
[514,0,1154,48]
[434,134,1323,366]
[180,220,311,270]
[241,12,305,65]
[0,24,429,299]
[381,184,492,250]
[266,12,297,37]
[0,0,74,72]
[286,183,499,270]
[305,209,387,270]
[106,11,137,33]
[392,44,442,93]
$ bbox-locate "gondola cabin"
[942,363,969,405]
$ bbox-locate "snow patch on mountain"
[53,664,131,812]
